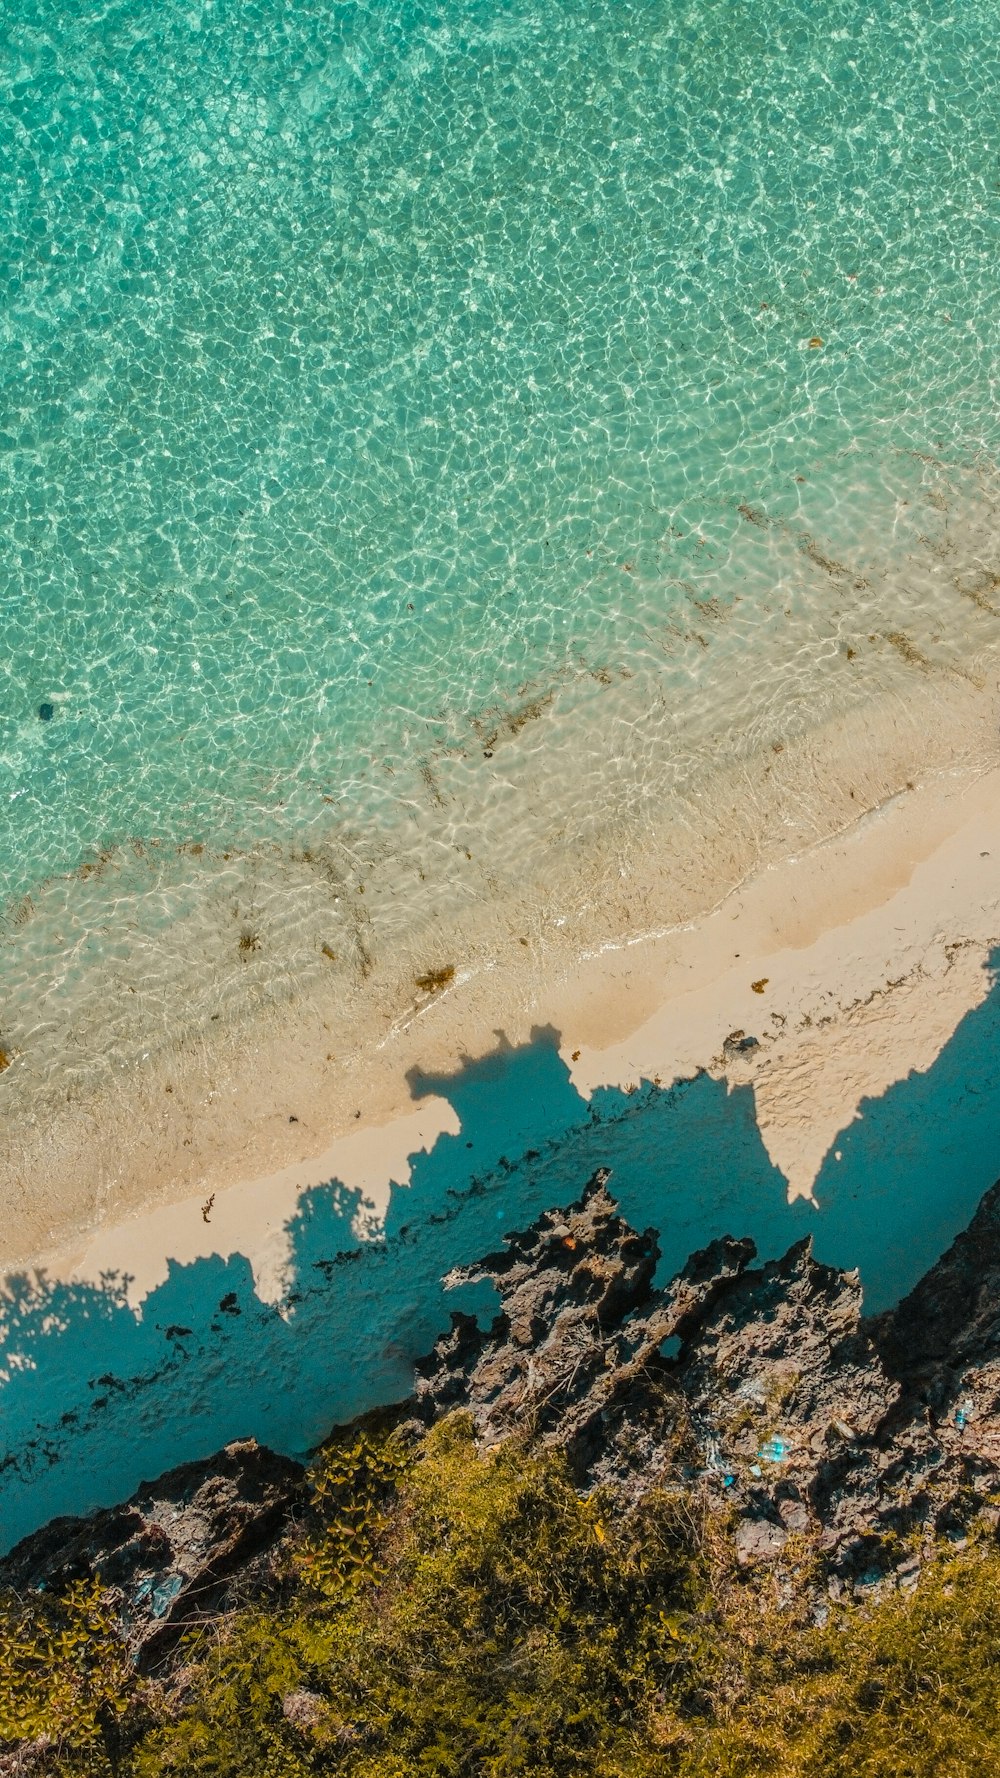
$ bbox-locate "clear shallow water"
[2,0,1000,1087]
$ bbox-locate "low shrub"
[6,1419,1000,1776]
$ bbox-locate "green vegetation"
[0,1576,141,1769]
[5,1417,1000,1776]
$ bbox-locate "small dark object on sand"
[38,702,54,722]
[415,964,456,994]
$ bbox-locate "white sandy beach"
[6,665,1000,1307]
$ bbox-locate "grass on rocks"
[4,1415,1000,1777]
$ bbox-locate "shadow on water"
[3,959,1000,1549]
[810,947,1000,1314]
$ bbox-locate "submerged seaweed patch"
[884,629,934,670]
[414,964,456,994]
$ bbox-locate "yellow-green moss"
[132,1416,707,1777]
[7,1419,1000,1777]
[0,1576,141,1772]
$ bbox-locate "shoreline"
[5,461,1000,1272]
[12,688,1000,1302]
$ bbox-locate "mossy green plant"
[682,1540,1000,1778]
[131,1415,708,1777]
[296,1424,413,1599]
[0,1576,142,1772]
[8,1423,1000,1776]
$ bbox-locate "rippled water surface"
[3,0,1000,1084]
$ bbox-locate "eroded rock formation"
[7,1166,1000,1651]
[0,1439,305,1666]
[416,1169,1000,1595]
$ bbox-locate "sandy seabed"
[5,661,1000,1307]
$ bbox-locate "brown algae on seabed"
[415,965,456,994]
[3,669,1000,1277]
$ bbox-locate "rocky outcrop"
[416,1170,1000,1595]
[0,1439,305,1667]
[414,1170,754,1500]
[8,1169,1000,1643]
[876,1176,1000,1441]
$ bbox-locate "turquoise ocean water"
[2,0,1000,1094]
[6,0,1000,1542]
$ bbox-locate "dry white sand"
[14,699,1000,1306]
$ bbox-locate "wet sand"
[11,675,1000,1304]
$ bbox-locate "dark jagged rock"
[876,1177,1000,1431]
[415,1170,1000,1593]
[415,1169,893,1509]
[415,1170,663,1451]
[0,1439,305,1668]
[414,1171,759,1500]
[10,1167,1000,1648]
